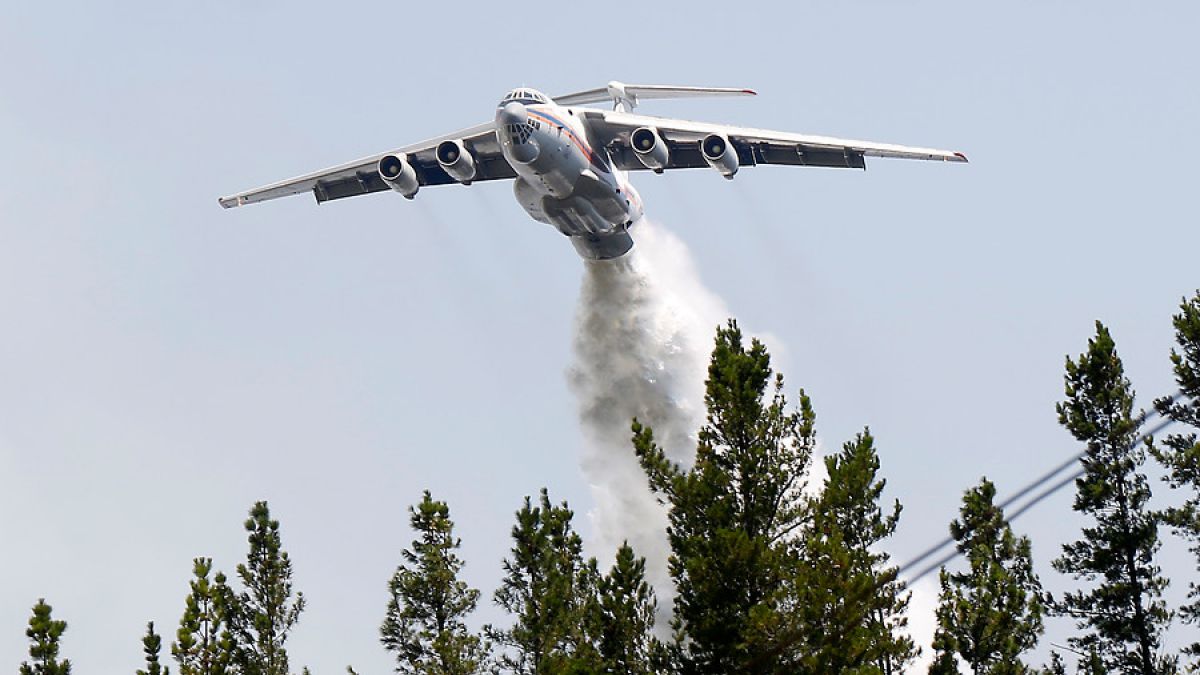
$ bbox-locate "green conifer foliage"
[1053,321,1172,674]
[380,491,486,675]
[19,598,71,675]
[172,557,234,675]
[1152,291,1200,663]
[228,501,306,675]
[486,489,599,675]
[137,621,170,675]
[789,431,917,674]
[930,478,1044,674]
[595,542,660,675]
[634,320,816,673]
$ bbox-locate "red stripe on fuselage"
[527,109,599,165]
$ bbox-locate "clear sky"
[2,1,1198,672]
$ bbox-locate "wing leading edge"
[584,110,967,173]
[218,121,513,209]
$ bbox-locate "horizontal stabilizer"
[553,81,755,111]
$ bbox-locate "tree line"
[16,292,1200,674]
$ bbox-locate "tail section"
[553,81,755,111]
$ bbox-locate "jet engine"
[377,153,420,199]
[700,133,738,179]
[435,140,477,184]
[630,127,669,173]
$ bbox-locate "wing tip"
[218,196,242,209]
[742,89,758,96]
[953,152,969,163]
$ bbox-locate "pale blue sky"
[2,1,1198,672]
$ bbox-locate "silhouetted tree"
[594,542,660,675]
[486,489,600,674]
[634,320,816,673]
[137,622,170,675]
[1152,290,1200,664]
[807,431,916,674]
[1052,321,1172,673]
[930,478,1044,674]
[19,598,71,675]
[173,557,234,675]
[381,491,486,675]
[228,501,305,675]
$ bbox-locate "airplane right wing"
[218,121,515,209]
[582,109,967,171]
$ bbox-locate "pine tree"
[486,489,600,675]
[1052,321,1172,674]
[137,622,170,675]
[381,491,486,675]
[633,320,816,673]
[785,430,917,674]
[929,478,1044,674]
[594,542,659,675]
[228,501,306,675]
[1152,291,1200,663]
[173,557,234,675]
[19,598,71,675]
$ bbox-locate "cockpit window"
[499,89,548,106]
[506,117,542,145]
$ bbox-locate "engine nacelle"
[377,153,420,199]
[435,140,477,184]
[631,127,669,173]
[700,133,738,179]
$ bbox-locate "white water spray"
[567,221,728,618]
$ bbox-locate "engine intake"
[631,127,669,173]
[436,140,477,184]
[700,133,738,179]
[377,153,420,199]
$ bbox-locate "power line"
[898,393,1182,584]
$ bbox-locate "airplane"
[218,81,966,260]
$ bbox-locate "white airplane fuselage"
[493,92,643,260]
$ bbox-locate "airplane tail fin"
[553,81,756,111]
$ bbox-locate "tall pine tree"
[19,598,71,675]
[594,542,659,675]
[929,478,1044,674]
[228,501,306,675]
[783,430,917,674]
[1152,291,1200,663]
[634,320,816,674]
[137,622,170,675]
[173,557,234,675]
[486,489,600,675]
[1052,321,1172,674]
[381,491,486,675]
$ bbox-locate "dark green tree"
[172,557,234,675]
[594,542,659,675]
[380,490,486,675]
[929,478,1044,674]
[633,320,817,673]
[228,501,306,675]
[1152,291,1200,663]
[137,622,170,675]
[19,598,71,675]
[486,489,600,675]
[1052,321,1172,674]
[785,430,917,674]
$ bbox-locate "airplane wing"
[582,109,967,172]
[218,121,514,208]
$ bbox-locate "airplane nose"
[498,101,528,126]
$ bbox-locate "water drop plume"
[567,220,728,619]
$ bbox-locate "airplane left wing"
[582,110,967,172]
[218,121,514,208]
